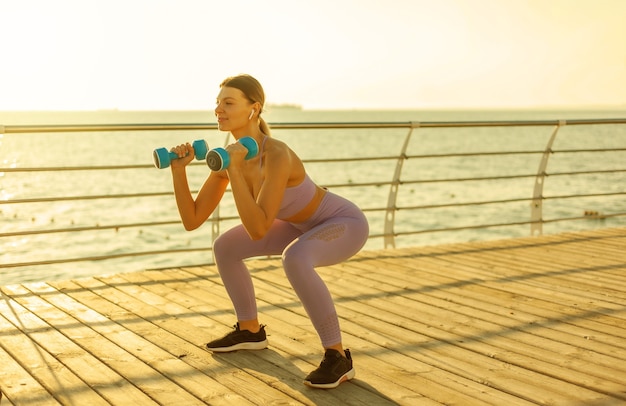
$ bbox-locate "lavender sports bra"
[277,174,318,220]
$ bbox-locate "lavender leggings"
[212,191,369,347]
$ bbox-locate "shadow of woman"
[210,348,398,405]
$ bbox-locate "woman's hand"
[224,141,249,170]
[169,142,196,169]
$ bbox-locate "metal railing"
[1,118,626,274]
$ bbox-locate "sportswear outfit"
[208,137,369,388]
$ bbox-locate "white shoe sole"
[303,367,355,389]
[206,339,268,353]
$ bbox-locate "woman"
[169,74,369,389]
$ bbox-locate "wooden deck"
[1,227,625,405]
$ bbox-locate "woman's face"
[215,86,254,132]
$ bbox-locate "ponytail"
[259,117,271,136]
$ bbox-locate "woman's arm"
[227,142,294,240]
[170,143,229,231]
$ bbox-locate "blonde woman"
[169,74,369,389]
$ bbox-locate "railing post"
[530,120,565,236]
[384,123,416,248]
[211,208,220,245]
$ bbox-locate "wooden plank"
[49,278,258,406]
[433,250,626,331]
[27,281,239,406]
[2,283,163,405]
[358,238,626,404]
[62,274,303,405]
[336,258,626,397]
[454,237,626,299]
[0,295,110,406]
[0,343,58,406]
[392,244,626,333]
[377,244,626,346]
[367,246,626,343]
[369,254,626,360]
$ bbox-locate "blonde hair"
[220,74,271,136]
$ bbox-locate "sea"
[1,107,625,285]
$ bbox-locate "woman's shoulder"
[263,137,305,180]
[264,137,298,160]
[265,136,288,150]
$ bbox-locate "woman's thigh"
[283,215,369,268]
[213,219,303,260]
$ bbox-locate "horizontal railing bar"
[396,191,626,208]
[5,191,623,239]
[0,207,387,239]
[0,159,626,177]
[0,247,215,269]
[0,152,543,173]
[264,119,626,128]
[544,191,626,200]
[0,215,243,238]
[411,118,626,127]
[2,123,219,134]
[303,156,399,164]
[401,174,537,184]
[0,220,183,238]
[555,148,626,154]
[3,175,625,206]
[543,212,626,222]
[392,211,626,237]
[3,211,625,269]
[0,164,163,172]
[2,209,387,238]
[405,151,544,159]
[0,191,175,204]
[398,197,532,211]
[401,169,626,185]
[0,201,521,238]
[3,118,626,134]
[395,220,538,235]
[546,169,626,177]
[3,148,624,173]
[0,179,397,204]
[0,156,400,172]
[404,148,626,160]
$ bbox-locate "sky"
[1,0,625,111]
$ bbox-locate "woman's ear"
[249,103,261,119]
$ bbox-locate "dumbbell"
[206,136,259,171]
[153,139,209,169]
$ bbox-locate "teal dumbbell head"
[206,136,259,171]
[153,139,209,169]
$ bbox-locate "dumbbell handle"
[153,139,208,169]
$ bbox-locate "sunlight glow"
[0,0,625,110]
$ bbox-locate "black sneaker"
[205,323,268,352]
[304,349,355,389]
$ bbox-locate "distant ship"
[266,103,302,110]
